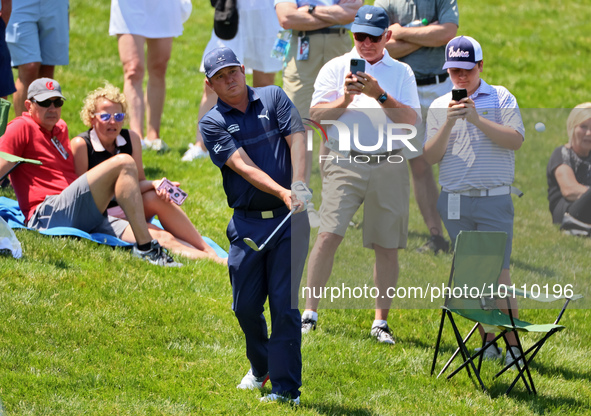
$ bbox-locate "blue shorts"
[437,191,514,269]
[27,174,129,238]
[5,0,69,67]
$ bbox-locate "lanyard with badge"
[51,136,69,159]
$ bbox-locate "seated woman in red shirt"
[71,83,227,263]
[547,103,591,236]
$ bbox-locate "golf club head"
[243,238,262,251]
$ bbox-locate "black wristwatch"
[308,4,316,14]
[377,92,388,104]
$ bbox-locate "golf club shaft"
[259,209,294,250]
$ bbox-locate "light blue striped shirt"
[426,80,525,192]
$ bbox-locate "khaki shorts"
[283,31,351,119]
[318,152,410,249]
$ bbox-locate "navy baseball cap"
[27,78,66,101]
[351,5,390,37]
[443,36,483,70]
[203,47,242,78]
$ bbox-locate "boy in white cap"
[423,36,525,367]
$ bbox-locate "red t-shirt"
[0,114,78,221]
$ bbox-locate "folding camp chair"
[431,231,581,395]
[0,151,42,184]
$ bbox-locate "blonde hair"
[80,82,128,127]
[566,102,591,145]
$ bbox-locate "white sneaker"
[475,342,503,360]
[236,369,269,390]
[505,346,524,370]
[181,143,209,161]
[260,393,300,405]
[144,138,169,153]
[371,324,395,345]
[307,202,321,228]
[301,318,317,334]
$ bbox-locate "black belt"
[416,73,449,86]
[349,148,402,162]
[296,27,347,37]
[234,205,289,219]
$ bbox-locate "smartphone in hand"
[350,58,366,76]
[156,178,188,206]
[451,88,468,101]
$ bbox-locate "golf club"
[243,209,294,251]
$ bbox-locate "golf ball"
[535,122,546,132]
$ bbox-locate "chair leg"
[447,312,487,392]
[438,322,478,378]
[448,331,506,379]
[431,309,447,376]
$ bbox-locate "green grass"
[1,0,591,414]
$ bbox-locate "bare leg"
[373,245,399,321]
[13,62,41,116]
[118,34,146,140]
[303,232,343,311]
[120,224,227,264]
[192,81,218,152]
[145,37,173,143]
[409,155,444,237]
[141,190,225,263]
[85,154,152,245]
[38,65,54,79]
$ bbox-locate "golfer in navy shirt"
[199,47,310,404]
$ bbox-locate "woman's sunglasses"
[31,98,64,108]
[94,112,126,122]
[353,32,385,43]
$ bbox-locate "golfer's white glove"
[291,180,313,210]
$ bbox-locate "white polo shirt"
[311,48,421,153]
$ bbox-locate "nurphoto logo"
[303,117,418,164]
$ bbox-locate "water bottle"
[270,30,292,60]
[404,18,428,27]
[0,217,22,258]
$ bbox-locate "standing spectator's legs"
[12,63,54,116]
[118,34,146,141]
[7,0,69,115]
[373,245,399,320]
[303,232,344,311]
[145,37,173,144]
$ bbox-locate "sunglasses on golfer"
[94,112,126,122]
[31,98,65,108]
[353,32,385,43]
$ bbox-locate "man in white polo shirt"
[423,36,525,366]
[300,5,420,343]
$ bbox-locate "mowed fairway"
[1,1,590,415]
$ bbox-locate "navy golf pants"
[227,209,310,399]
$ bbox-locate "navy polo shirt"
[199,86,304,211]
